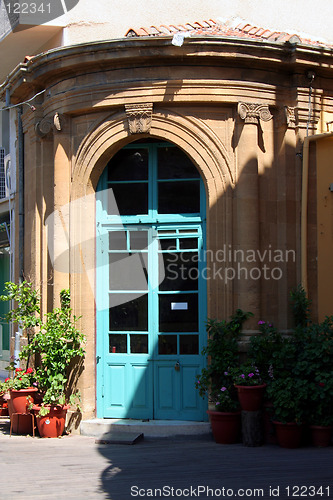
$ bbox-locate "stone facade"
[3,35,333,418]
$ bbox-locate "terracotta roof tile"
[124,19,333,49]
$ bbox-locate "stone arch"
[73,108,234,318]
[73,108,234,196]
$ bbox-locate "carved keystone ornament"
[238,102,273,125]
[125,103,153,134]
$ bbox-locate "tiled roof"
[125,19,332,48]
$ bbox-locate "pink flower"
[248,373,254,378]
[241,374,245,379]
[221,387,227,392]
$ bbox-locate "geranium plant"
[195,309,253,411]
[4,367,37,391]
[232,363,263,386]
[248,321,282,383]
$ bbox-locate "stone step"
[80,418,211,439]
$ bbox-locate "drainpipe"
[18,106,24,282]
[16,106,25,365]
[301,132,333,295]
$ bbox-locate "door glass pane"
[160,239,177,251]
[109,293,148,331]
[109,334,127,353]
[109,183,148,216]
[179,238,198,250]
[108,149,148,181]
[180,335,199,354]
[109,231,127,250]
[158,181,200,214]
[130,231,148,250]
[158,147,200,179]
[160,253,198,291]
[158,335,177,355]
[159,293,198,332]
[109,253,148,291]
[130,334,148,354]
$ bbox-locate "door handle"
[175,361,180,372]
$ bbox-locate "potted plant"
[233,363,267,411]
[267,376,307,448]
[195,309,253,443]
[4,366,38,414]
[204,386,241,444]
[22,289,86,438]
[0,380,9,416]
[307,377,333,447]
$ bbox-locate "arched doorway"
[96,140,207,420]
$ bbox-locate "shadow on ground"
[97,432,333,500]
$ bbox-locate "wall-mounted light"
[329,184,333,192]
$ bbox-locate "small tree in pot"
[22,289,86,437]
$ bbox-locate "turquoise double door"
[96,141,207,421]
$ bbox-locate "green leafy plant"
[0,281,41,369]
[306,376,333,427]
[248,321,282,383]
[290,284,311,328]
[195,309,253,412]
[267,376,308,424]
[19,288,86,416]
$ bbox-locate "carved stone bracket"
[35,113,66,137]
[125,103,153,134]
[238,102,273,125]
[35,117,53,137]
[285,106,296,128]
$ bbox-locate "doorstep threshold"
[80,418,211,439]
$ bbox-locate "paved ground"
[0,417,332,500]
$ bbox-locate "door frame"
[96,141,207,420]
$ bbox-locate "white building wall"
[52,0,333,45]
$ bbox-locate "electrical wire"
[0,88,46,112]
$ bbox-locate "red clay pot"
[207,410,241,444]
[0,405,9,416]
[234,384,267,411]
[33,405,69,438]
[10,388,38,414]
[273,421,303,448]
[310,425,332,447]
[10,413,35,435]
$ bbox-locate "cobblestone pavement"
[0,417,332,500]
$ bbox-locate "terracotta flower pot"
[207,410,241,444]
[10,387,38,414]
[273,421,303,448]
[0,405,9,416]
[10,413,35,435]
[33,405,69,438]
[310,425,332,447]
[234,384,267,411]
